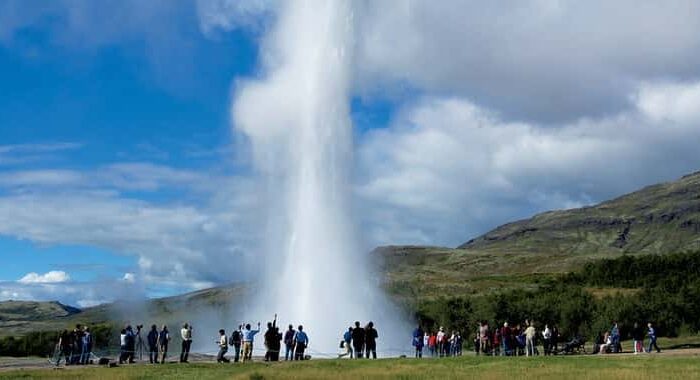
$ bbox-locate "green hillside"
[376,171,700,299]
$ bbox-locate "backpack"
[229,330,241,346]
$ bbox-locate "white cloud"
[18,271,71,284]
[0,142,82,166]
[636,81,700,125]
[354,1,700,122]
[195,0,275,35]
[357,80,700,246]
[0,277,141,307]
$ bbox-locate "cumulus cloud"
[357,80,700,246]
[18,271,70,284]
[354,0,700,122]
[1,275,140,307]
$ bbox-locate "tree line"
[415,251,700,342]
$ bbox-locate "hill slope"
[376,171,700,299]
[460,171,700,254]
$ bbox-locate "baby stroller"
[558,336,586,355]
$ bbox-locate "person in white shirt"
[436,327,446,357]
[542,324,552,355]
[216,329,230,363]
[180,323,193,363]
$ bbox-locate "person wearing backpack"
[229,325,243,362]
[283,325,296,361]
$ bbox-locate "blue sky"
[2,0,700,307]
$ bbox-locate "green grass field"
[2,354,699,380]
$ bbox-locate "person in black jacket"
[365,322,379,359]
[632,322,644,354]
[351,321,365,359]
[147,325,159,364]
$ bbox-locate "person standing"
[242,322,261,362]
[125,325,136,363]
[158,325,171,364]
[271,325,282,361]
[542,324,552,356]
[436,327,446,357]
[492,327,501,357]
[71,324,84,365]
[293,325,309,360]
[217,329,230,363]
[479,321,489,355]
[229,325,243,362]
[147,325,159,364]
[119,328,127,364]
[283,325,296,361]
[80,326,92,365]
[351,321,365,359]
[647,322,661,353]
[412,325,424,358]
[610,322,621,353]
[57,329,71,366]
[263,315,278,362]
[632,322,644,354]
[500,323,511,356]
[428,332,437,357]
[180,323,192,363]
[365,322,379,359]
[524,323,536,357]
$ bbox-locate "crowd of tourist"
[54,324,92,365]
[412,319,662,358]
[54,317,664,366]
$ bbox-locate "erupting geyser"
[232,0,408,355]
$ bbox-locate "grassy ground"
[2,354,699,380]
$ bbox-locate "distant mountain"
[460,171,700,254]
[0,300,80,322]
[376,171,700,299]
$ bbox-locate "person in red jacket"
[428,332,437,357]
